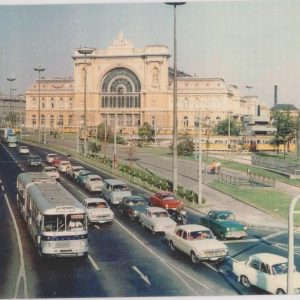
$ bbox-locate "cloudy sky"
[0,0,299,108]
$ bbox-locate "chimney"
[274,85,278,106]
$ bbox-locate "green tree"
[96,122,113,142]
[176,134,195,156]
[213,118,242,136]
[138,122,155,143]
[270,110,296,158]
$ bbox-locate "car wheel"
[190,251,198,264]
[276,289,286,295]
[240,275,251,288]
[169,241,176,253]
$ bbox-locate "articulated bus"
[17,172,89,257]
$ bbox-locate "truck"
[0,128,17,147]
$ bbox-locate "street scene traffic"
[1,0,300,298]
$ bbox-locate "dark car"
[118,195,148,220]
[199,210,247,240]
[28,155,42,166]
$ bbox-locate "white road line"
[262,231,285,241]
[1,185,4,191]
[4,193,28,298]
[115,219,211,295]
[94,225,101,231]
[224,238,260,244]
[88,254,100,271]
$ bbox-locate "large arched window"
[68,114,73,126]
[50,115,54,127]
[101,67,141,109]
[58,115,64,126]
[41,114,45,126]
[183,116,189,127]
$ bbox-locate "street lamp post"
[53,84,62,139]
[165,1,186,193]
[287,195,300,294]
[197,110,202,205]
[113,109,117,168]
[77,47,94,157]
[7,77,16,126]
[34,66,45,143]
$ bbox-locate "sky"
[0,0,299,108]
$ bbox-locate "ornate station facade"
[25,34,269,135]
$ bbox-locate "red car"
[149,191,183,210]
[51,156,64,167]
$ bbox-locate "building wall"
[25,35,270,133]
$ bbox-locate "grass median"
[208,180,300,226]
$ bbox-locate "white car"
[139,207,177,235]
[83,198,114,224]
[46,153,57,164]
[57,160,70,173]
[85,174,104,192]
[43,166,60,181]
[233,253,300,295]
[19,146,29,154]
[165,224,228,264]
[67,165,84,179]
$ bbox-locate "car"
[149,191,183,211]
[84,174,104,193]
[67,165,84,179]
[77,170,93,185]
[83,198,114,224]
[46,153,58,164]
[233,253,300,295]
[118,195,149,220]
[28,155,42,166]
[57,160,70,173]
[102,179,132,205]
[43,166,60,181]
[139,207,177,235]
[19,146,29,154]
[199,210,247,240]
[51,156,64,167]
[165,224,228,264]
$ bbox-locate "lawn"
[209,180,300,226]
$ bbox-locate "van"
[102,179,132,205]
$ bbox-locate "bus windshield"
[43,213,87,232]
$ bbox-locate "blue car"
[76,170,93,185]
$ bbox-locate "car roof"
[104,179,127,185]
[210,210,233,215]
[84,198,106,204]
[43,166,56,170]
[249,253,288,265]
[177,224,211,232]
[47,153,57,156]
[72,166,84,169]
[157,190,173,195]
[86,174,101,179]
[124,195,145,200]
[146,207,167,213]
[20,146,28,148]
[60,160,69,163]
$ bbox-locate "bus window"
[66,214,86,231]
[44,215,65,232]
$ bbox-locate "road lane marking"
[115,219,212,295]
[4,193,28,298]
[1,185,4,191]
[88,254,100,271]
[94,225,101,230]
[132,266,151,285]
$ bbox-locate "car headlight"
[244,226,248,231]
[226,227,230,232]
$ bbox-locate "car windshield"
[32,157,41,161]
[272,262,288,275]
[189,230,213,240]
[161,193,175,200]
[130,199,145,206]
[217,213,235,221]
[152,211,169,218]
[90,178,101,182]
[113,184,129,191]
[87,202,108,209]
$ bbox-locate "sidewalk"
[29,136,290,230]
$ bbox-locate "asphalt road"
[0,142,300,298]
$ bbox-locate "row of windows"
[31,98,73,109]
[101,96,141,108]
[101,113,140,127]
[31,114,74,126]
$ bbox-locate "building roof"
[168,67,192,79]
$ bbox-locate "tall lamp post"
[34,66,45,143]
[165,1,186,193]
[7,77,16,126]
[287,195,300,294]
[11,88,17,126]
[197,109,203,205]
[77,47,95,157]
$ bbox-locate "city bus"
[17,172,89,257]
[0,127,15,144]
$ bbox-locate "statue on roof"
[112,31,132,47]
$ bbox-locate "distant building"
[25,34,269,134]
